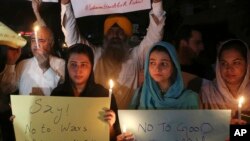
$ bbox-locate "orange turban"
[104,15,133,37]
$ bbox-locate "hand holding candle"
[122,125,126,133]
[238,96,244,120]
[109,79,114,98]
[33,25,40,49]
[118,125,135,141]
[122,125,126,138]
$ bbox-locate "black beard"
[102,38,129,63]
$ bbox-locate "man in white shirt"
[61,0,165,109]
[0,27,65,96]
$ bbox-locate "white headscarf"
[201,39,250,111]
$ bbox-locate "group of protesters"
[0,0,249,141]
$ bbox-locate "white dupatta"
[201,39,250,112]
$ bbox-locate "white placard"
[11,95,110,141]
[118,110,231,141]
[71,0,151,18]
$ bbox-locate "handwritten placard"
[11,95,110,141]
[118,110,231,141]
[71,0,151,18]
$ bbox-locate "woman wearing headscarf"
[200,39,250,124]
[117,41,199,141]
[51,43,121,141]
[130,41,199,109]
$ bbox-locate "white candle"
[33,26,40,49]
[238,96,244,120]
[122,125,126,138]
[122,125,126,133]
[109,79,114,98]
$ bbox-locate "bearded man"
[60,0,165,109]
[174,24,215,80]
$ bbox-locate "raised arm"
[61,0,91,47]
[32,0,46,26]
[136,0,166,65]
[0,48,21,94]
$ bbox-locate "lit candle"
[122,125,126,138]
[109,79,114,98]
[33,26,40,49]
[238,96,244,120]
[122,125,126,133]
[62,43,67,48]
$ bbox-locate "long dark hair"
[64,43,95,94]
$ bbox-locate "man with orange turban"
[60,0,165,111]
[103,15,133,37]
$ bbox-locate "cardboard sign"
[11,95,110,141]
[118,110,231,141]
[71,0,151,18]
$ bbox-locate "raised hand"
[32,0,46,26]
[34,48,50,72]
[6,47,21,65]
[116,132,135,141]
[104,109,116,127]
[151,0,163,25]
[32,0,41,14]
[230,118,247,125]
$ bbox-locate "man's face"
[102,25,129,62]
[105,26,127,45]
[30,28,53,57]
[186,30,204,58]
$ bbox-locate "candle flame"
[34,26,39,32]
[109,79,114,89]
[122,125,126,133]
[238,96,244,108]
[62,43,67,48]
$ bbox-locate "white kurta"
[0,56,65,96]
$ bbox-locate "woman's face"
[149,50,174,84]
[219,48,247,86]
[67,53,92,86]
